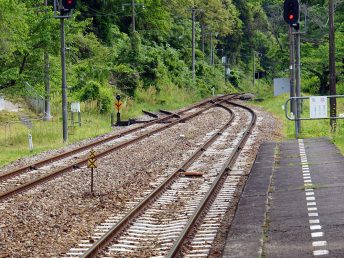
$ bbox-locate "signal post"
[54,0,77,143]
[283,0,301,137]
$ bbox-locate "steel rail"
[166,100,257,257]
[80,103,236,258]
[0,96,236,202]
[159,109,181,118]
[142,110,159,119]
[0,94,231,182]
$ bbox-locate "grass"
[0,84,205,168]
[250,92,344,153]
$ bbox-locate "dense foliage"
[0,0,343,111]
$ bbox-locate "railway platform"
[223,138,344,257]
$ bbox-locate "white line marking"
[310,225,321,230]
[309,219,320,224]
[307,202,317,206]
[311,232,324,238]
[299,140,328,257]
[312,241,327,247]
[313,250,329,256]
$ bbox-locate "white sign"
[310,96,327,118]
[273,78,290,96]
[71,102,81,113]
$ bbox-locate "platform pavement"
[222,138,344,258]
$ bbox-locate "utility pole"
[329,0,336,131]
[191,7,196,80]
[131,0,136,32]
[210,32,213,65]
[60,17,68,143]
[43,0,51,121]
[43,49,51,120]
[122,0,144,33]
[201,24,205,53]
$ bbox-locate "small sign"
[274,78,290,96]
[71,102,81,113]
[115,100,122,112]
[310,96,327,118]
[28,133,33,151]
[87,150,97,168]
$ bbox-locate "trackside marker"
[298,139,329,256]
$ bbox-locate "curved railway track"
[0,94,236,202]
[62,100,256,257]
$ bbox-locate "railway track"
[62,100,256,257]
[0,94,236,202]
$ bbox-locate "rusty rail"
[0,94,233,183]
[166,100,257,257]
[0,95,236,202]
[80,102,236,258]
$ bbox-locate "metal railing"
[284,95,344,121]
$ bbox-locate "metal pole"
[224,62,226,84]
[289,26,298,138]
[131,0,136,32]
[60,18,68,143]
[253,51,255,91]
[91,167,94,194]
[295,31,301,134]
[329,0,336,131]
[191,7,196,80]
[201,24,205,53]
[43,0,51,121]
[210,32,213,65]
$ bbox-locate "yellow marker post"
[115,100,122,112]
[87,149,97,194]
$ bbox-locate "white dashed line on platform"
[298,139,329,256]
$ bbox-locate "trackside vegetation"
[0,0,343,166]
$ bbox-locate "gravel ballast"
[1,106,233,257]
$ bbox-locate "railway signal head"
[62,0,77,11]
[116,95,121,101]
[283,0,299,25]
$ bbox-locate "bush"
[79,80,113,114]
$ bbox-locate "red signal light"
[62,0,76,10]
[289,14,294,20]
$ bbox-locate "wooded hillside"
[0,0,343,111]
